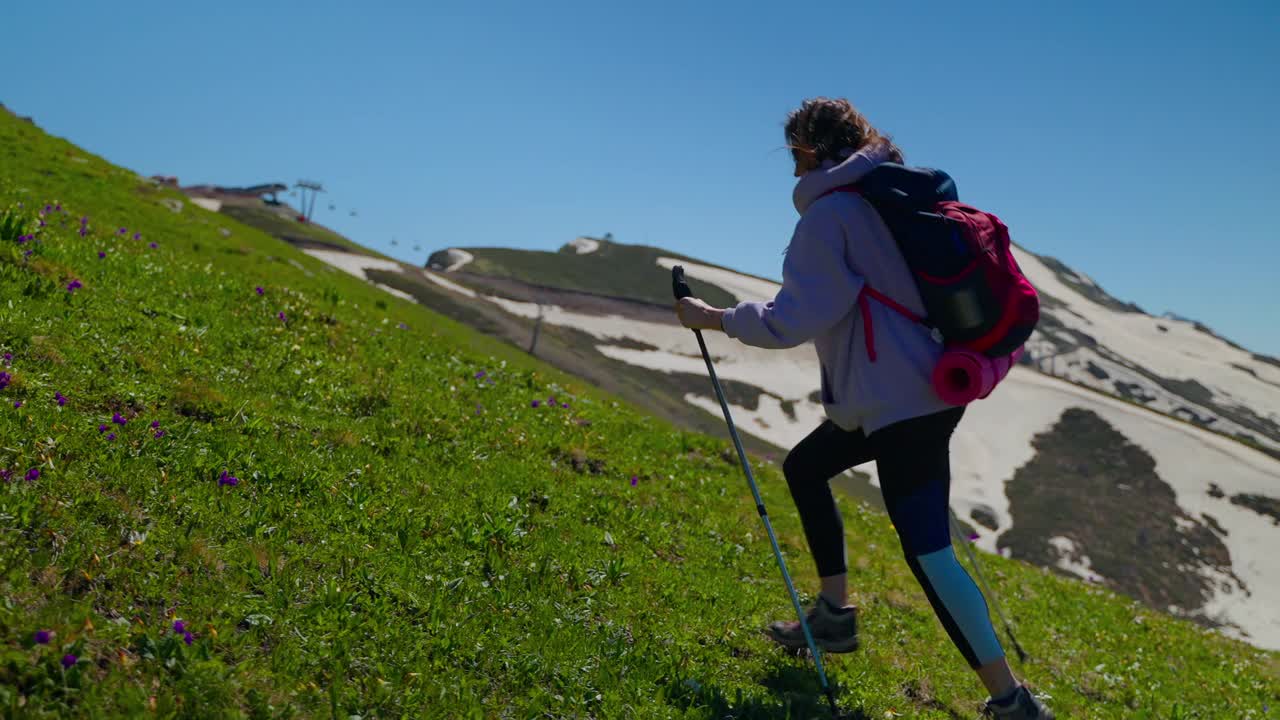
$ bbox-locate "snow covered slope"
[1012,248,1280,453]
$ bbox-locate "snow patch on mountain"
[302,248,405,279]
[190,197,222,212]
[1014,248,1280,433]
[374,284,415,302]
[1031,345,1278,451]
[683,390,829,440]
[428,248,474,272]
[1048,536,1104,583]
[567,237,600,255]
[422,270,478,298]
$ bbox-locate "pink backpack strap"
[857,286,925,362]
[816,183,930,361]
[863,286,923,323]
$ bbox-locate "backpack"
[828,163,1039,359]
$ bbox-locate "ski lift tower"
[295,180,325,222]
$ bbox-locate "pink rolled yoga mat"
[932,347,1024,405]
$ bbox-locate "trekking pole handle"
[672,265,693,300]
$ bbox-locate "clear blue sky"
[4,1,1278,354]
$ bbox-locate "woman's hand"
[675,297,726,331]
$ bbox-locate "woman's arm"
[674,143,886,339]
[718,204,865,349]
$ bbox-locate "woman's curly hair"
[785,97,904,166]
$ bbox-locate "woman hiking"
[674,97,1054,719]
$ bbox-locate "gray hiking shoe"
[765,595,859,653]
[982,685,1055,719]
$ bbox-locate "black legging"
[781,407,1006,669]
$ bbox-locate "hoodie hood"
[792,143,892,215]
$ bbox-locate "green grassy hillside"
[0,109,1276,718]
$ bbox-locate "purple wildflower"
[25,468,39,482]
[2,353,10,365]
[79,227,89,237]
[255,286,264,296]
[55,392,66,406]
[277,311,286,322]
[112,412,127,426]
[66,279,82,293]
[151,420,161,428]
[531,400,541,408]
[106,433,115,441]
[0,371,9,390]
[98,251,106,259]
[117,227,127,236]
[0,469,10,483]
[173,620,186,634]
[475,404,483,415]
[23,250,33,258]
[37,219,45,228]
[17,234,29,244]
[34,630,51,645]
[561,402,571,409]
[98,424,107,433]
[218,471,239,487]
[183,631,194,646]
[80,216,89,225]
[397,322,408,330]
[475,370,486,380]
[61,654,77,669]
[149,242,158,249]
[548,395,556,405]
[154,430,166,439]
[133,232,142,241]
[43,204,52,214]
[630,475,638,487]
[13,400,21,409]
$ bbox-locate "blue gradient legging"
[781,407,1004,669]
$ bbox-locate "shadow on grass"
[663,663,871,720]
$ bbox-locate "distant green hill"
[430,240,749,308]
[0,107,1275,718]
[217,202,392,258]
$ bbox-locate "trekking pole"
[948,509,1028,662]
[672,266,843,719]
